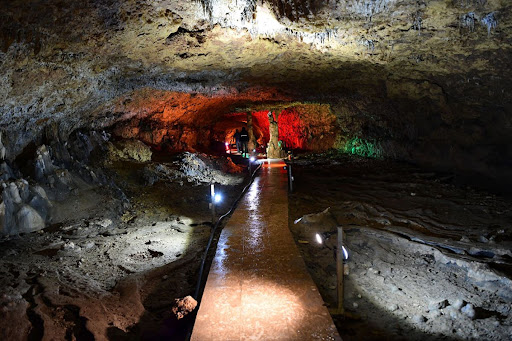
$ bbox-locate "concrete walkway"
[191,160,341,341]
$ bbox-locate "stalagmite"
[0,132,6,161]
[0,0,511,340]
[247,112,257,151]
[266,111,286,158]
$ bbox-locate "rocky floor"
[0,151,247,341]
[289,155,512,341]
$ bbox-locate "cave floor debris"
[0,153,246,340]
[192,160,340,340]
[289,155,512,341]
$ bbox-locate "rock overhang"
[0,0,511,183]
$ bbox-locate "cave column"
[247,112,256,152]
[266,111,285,159]
[0,132,6,160]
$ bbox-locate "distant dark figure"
[240,127,249,156]
[233,129,241,153]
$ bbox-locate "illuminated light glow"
[249,156,256,162]
[342,245,349,260]
[214,193,222,203]
[252,4,283,37]
[344,136,383,158]
[315,233,323,244]
[293,217,302,224]
[196,1,338,49]
[225,142,229,146]
[247,177,260,211]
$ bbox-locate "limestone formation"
[16,205,45,233]
[0,132,6,161]
[0,180,52,235]
[108,139,153,162]
[0,2,511,338]
[172,295,198,319]
[0,0,509,184]
[266,111,287,158]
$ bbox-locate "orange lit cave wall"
[212,112,249,145]
[251,104,337,152]
[106,88,289,152]
[114,116,213,152]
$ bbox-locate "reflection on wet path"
[191,160,340,340]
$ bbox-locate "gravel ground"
[0,153,247,341]
[289,155,512,341]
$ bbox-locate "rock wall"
[1,0,511,187]
[0,130,120,235]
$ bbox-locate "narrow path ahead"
[191,160,341,340]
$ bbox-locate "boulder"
[109,139,152,162]
[28,195,51,221]
[5,182,22,204]
[461,303,476,319]
[34,145,56,181]
[0,162,15,181]
[0,201,5,234]
[172,296,197,320]
[16,205,45,234]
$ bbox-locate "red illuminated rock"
[172,295,197,320]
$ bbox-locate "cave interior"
[0,0,511,340]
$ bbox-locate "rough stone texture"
[289,157,512,340]
[109,139,153,162]
[16,205,45,233]
[267,111,285,158]
[0,0,511,184]
[172,295,197,320]
[142,152,244,186]
[0,180,52,235]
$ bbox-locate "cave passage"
[1,0,512,340]
[191,160,340,340]
[108,91,338,158]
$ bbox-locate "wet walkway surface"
[191,160,341,341]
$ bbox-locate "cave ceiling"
[0,0,511,156]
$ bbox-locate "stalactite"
[456,0,487,8]
[481,12,497,36]
[461,12,476,32]
[195,0,215,18]
[193,0,339,48]
[413,12,423,36]
[241,0,257,22]
[347,0,393,21]
[0,132,6,161]
[360,39,375,52]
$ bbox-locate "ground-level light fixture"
[315,233,323,245]
[210,184,222,223]
[316,232,349,260]
[315,226,347,314]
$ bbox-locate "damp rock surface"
[172,296,198,320]
[108,139,153,162]
[0,0,511,185]
[0,132,249,340]
[289,155,512,341]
